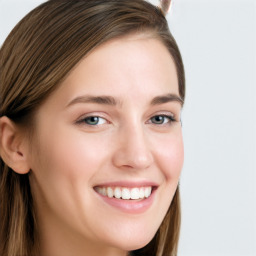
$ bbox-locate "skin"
[24,35,184,256]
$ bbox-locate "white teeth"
[130,188,140,199]
[139,188,145,199]
[102,187,107,196]
[96,186,153,200]
[107,187,114,198]
[114,187,121,199]
[144,187,152,198]
[122,188,131,200]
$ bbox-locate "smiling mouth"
[94,186,154,200]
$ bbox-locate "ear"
[0,116,30,174]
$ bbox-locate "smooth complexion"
[27,35,184,256]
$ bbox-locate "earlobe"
[0,116,30,174]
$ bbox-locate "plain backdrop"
[0,0,255,255]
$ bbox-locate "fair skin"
[0,35,183,256]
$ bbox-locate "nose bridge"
[112,120,153,170]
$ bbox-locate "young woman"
[0,0,185,255]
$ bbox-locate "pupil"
[87,116,98,124]
[153,116,164,124]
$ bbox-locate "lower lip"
[95,189,156,214]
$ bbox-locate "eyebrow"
[150,93,184,106]
[66,95,120,107]
[66,93,183,108]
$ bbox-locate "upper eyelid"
[76,112,109,121]
[77,112,175,119]
[149,111,176,119]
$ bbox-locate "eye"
[80,116,107,126]
[150,115,175,125]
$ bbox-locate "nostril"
[114,154,153,170]
[112,131,153,169]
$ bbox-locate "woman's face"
[28,35,184,255]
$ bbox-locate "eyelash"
[76,114,176,127]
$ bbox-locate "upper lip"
[93,181,159,188]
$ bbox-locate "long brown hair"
[0,0,185,255]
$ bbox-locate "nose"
[112,124,154,171]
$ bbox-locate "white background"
[0,0,255,255]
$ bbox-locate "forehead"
[41,35,179,109]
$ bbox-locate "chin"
[108,230,156,252]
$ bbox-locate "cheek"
[29,126,112,222]
[32,126,111,185]
[154,131,184,180]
